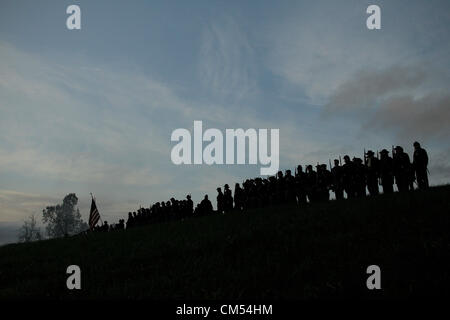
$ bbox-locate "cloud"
[0,42,199,223]
[0,190,58,222]
[0,40,302,225]
[199,16,257,102]
[266,0,450,107]
[266,1,404,104]
[0,148,165,187]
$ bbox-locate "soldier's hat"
[224,184,229,189]
[216,187,221,191]
[395,145,403,151]
[380,149,389,154]
[413,141,420,147]
[186,195,191,199]
[366,150,374,156]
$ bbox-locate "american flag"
[89,196,100,229]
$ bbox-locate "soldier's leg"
[417,169,429,189]
[300,190,307,205]
[370,181,379,195]
[335,188,343,200]
[382,183,390,194]
[344,188,352,199]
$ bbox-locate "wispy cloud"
[0,189,58,222]
[199,16,258,102]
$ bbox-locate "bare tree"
[18,214,42,243]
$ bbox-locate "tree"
[18,214,42,243]
[42,193,88,238]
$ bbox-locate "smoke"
[324,64,450,141]
[326,65,427,111]
[428,149,450,186]
[367,92,450,140]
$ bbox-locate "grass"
[0,185,449,299]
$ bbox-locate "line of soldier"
[97,141,429,231]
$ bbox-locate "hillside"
[1,186,449,299]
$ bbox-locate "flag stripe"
[89,198,100,229]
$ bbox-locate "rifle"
[364,148,367,166]
[392,145,396,185]
[339,155,342,166]
[329,159,332,171]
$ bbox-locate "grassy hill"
[1,186,449,299]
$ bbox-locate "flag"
[89,197,100,229]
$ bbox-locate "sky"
[0,0,449,244]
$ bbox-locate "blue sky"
[1,0,449,243]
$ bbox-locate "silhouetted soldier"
[267,176,277,206]
[165,201,173,220]
[257,178,268,207]
[216,187,224,214]
[126,212,134,229]
[186,195,194,216]
[200,195,213,215]
[353,157,366,197]
[284,170,296,204]
[276,171,285,204]
[294,165,307,205]
[316,164,331,201]
[413,141,429,189]
[170,198,178,220]
[342,155,355,199]
[224,184,233,212]
[379,149,394,194]
[234,183,244,211]
[160,202,167,220]
[365,150,380,196]
[393,146,413,192]
[331,159,344,200]
[305,165,317,203]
